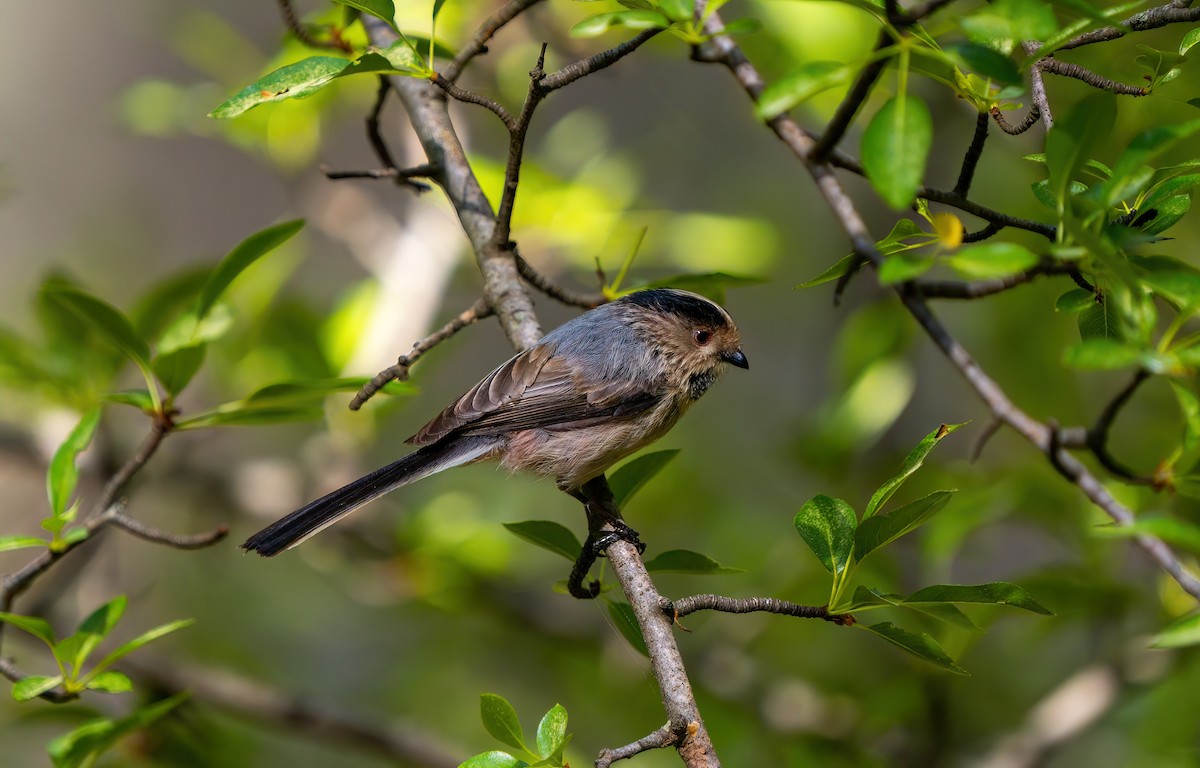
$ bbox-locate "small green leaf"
[206,57,347,117]
[0,612,56,647]
[174,405,325,430]
[535,704,568,758]
[865,423,963,518]
[1139,194,1192,236]
[56,596,127,673]
[1103,117,1200,207]
[878,254,935,284]
[196,220,304,320]
[332,0,396,28]
[480,694,527,753]
[459,752,528,768]
[431,0,449,22]
[862,95,933,209]
[1150,613,1200,649]
[86,671,132,694]
[13,675,64,702]
[857,621,967,674]
[47,693,188,768]
[569,10,670,37]
[1062,339,1145,369]
[1181,27,1200,55]
[947,242,1039,279]
[1054,288,1095,313]
[794,494,857,576]
[88,619,195,678]
[41,286,151,372]
[1045,93,1115,214]
[1092,517,1200,554]
[152,343,207,396]
[948,43,1021,85]
[1170,380,1200,460]
[757,61,857,120]
[606,601,648,656]
[502,521,582,561]
[0,536,47,553]
[796,253,857,289]
[907,602,983,632]
[47,407,102,519]
[658,0,693,22]
[1076,299,1123,341]
[644,549,744,574]
[609,450,679,507]
[103,390,156,411]
[718,17,762,36]
[905,582,1052,614]
[855,490,954,562]
[246,377,403,405]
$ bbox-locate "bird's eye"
[693,329,711,345]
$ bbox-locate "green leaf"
[196,220,304,320]
[88,619,195,679]
[431,0,449,22]
[47,693,188,768]
[640,272,765,304]
[13,675,64,702]
[0,536,47,553]
[796,253,857,288]
[1045,93,1115,214]
[332,0,396,29]
[658,0,693,22]
[85,671,132,694]
[1139,194,1192,236]
[459,752,528,768]
[862,95,933,210]
[1076,298,1124,341]
[480,694,527,753]
[855,490,954,562]
[55,596,127,674]
[905,582,1052,614]
[535,704,568,758]
[1150,613,1200,649]
[0,612,56,647]
[209,57,350,118]
[948,43,1021,85]
[40,285,151,372]
[103,390,156,411]
[947,242,1039,278]
[644,549,744,574]
[609,450,679,507]
[1062,338,1145,369]
[794,494,857,576]
[857,621,967,674]
[502,521,582,561]
[606,601,648,656]
[718,17,762,35]
[907,602,983,632]
[1092,517,1200,554]
[245,377,403,406]
[1170,380,1200,461]
[1181,27,1200,56]
[757,61,858,120]
[1055,288,1095,313]
[174,405,325,430]
[960,0,1058,44]
[47,407,102,518]
[569,10,670,37]
[1103,118,1200,207]
[878,254,935,284]
[152,343,206,396]
[865,423,963,518]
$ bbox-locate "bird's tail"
[242,435,497,557]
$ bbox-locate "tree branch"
[954,112,990,198]
[1056,1,1200,50]
[443,0,547,83]
[1037,57,1148,95]
[991,103,1041,136]
[664,594,854,624]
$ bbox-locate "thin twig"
[1086,370,1156,484]
[596,725,678,768]
[664,595,854,625]
[513,249,605,309]
[493,44,550,249]
[430,73,516,130]
[321,164,436,191]
[1023,43,1055,129]
[914,263,1076,299]
[275,0,352,52]
[963,221,1003,243]
[539,29,662,92]
[810,31,892,161]
[954,112,990,198]
[991,104,1041,136]
[1057,2,1200,51]
[443,0,547,83]
[350,298,493,411]
[1037,57,1148,95]
[108,513,229,549]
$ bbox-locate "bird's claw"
[589,523,646,556]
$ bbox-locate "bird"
[241,288,748,557]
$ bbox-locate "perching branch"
[663,595,854,625]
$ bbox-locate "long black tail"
[242,435,497,557]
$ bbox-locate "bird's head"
[616,288,748,399]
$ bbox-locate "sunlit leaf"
[0,536,47,553]
[865,423,963,518]
[947,242,1039,278]
[948,43,1021,85]
[47,693,188,768]
[1092,517,1200,554]
[196,220,304,320]
[13,675,63,702]
[85,671,132,694]
[332,0,396,29]
[796,254,857,289]
[55,595,127,674]
[878,254,935,284]
[569,10,669,37]
[1150,613,1200,648]
[862,95,933,209]
[535,704,568,759]
[0,613,56,647]
[795,494,857,576]
[174,405,324,430]
[480,694,526,753]
[459,752,528,768]
[47,408,102,518]
[1054,288,1095,313]
[757,61,858,120]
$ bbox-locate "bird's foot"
[589,522,646,556]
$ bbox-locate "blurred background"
[2,1,1199,766]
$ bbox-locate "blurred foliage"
[3,0,1200,766]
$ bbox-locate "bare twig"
[539,29,662,92]
[350,297,493,411]
[1057,2,1200,50]
[1023,43,1055,129]
[1037,57,1148,95]
[514,249,605,309]
[1086,370,1155,484]
[275,0,351,52]
[443,0,547,83]
[991,104,1041,136]
[596,725,678,768]
[963,221,1003,243]
[954,112,990,198]
[696,13,1200,602]
[431,73,517,130]
[322,164,436,191]
[664,595,854,625]
[108,512,229,549]
[129,660,460,768]
[914,263,1077,299]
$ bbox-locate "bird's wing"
[406,344,663,445]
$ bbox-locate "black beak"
[723,348,749,369]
